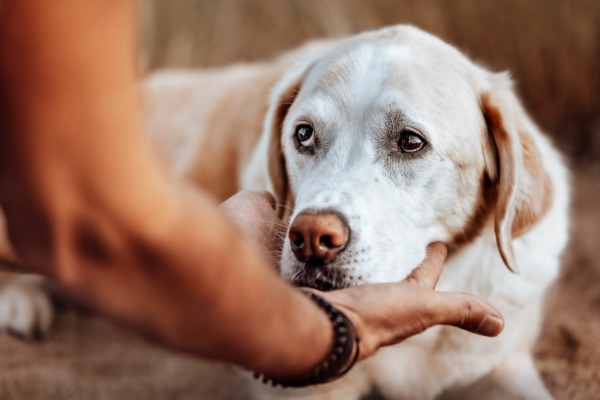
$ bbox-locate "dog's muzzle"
[287,210,352,291]
[288,210,350,264]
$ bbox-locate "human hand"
[316,243,504,362]
[220,193,503,363]
[219,191,285,267]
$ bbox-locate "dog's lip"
[292,277,339,291]
[290,272,347,291]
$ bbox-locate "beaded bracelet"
[253,290,360,388]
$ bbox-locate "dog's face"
[259,26,551,290]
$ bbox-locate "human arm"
[0,0,502,383]
[0,0,332,378]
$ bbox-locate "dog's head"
[258,26,552,290]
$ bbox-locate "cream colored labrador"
[3,25,569,399]
[144,25,569,399]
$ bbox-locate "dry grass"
[139,0,600,161]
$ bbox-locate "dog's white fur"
[144,25,569,399]
[0,211,54,339]
[242,26,567,400]
[1,25,569,399]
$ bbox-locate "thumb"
[428,292,504,337]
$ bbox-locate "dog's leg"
[0,210,55,339]
[0,273,54,339]
[439,353,553,400]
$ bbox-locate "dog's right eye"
[398,131,426,153]
[295,124,315,148]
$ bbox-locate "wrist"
[254,290,360,387]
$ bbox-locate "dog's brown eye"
[295,124,315,148]
[399,131,425,153]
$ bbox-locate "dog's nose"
[288,211,349,264]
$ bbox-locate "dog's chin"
[291,276,344,291]
[288,262,354,291]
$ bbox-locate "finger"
[241,190,277,211]
[256,191,277,210]
[426,291,504,337]
[221,190,268,206]
[218,190,284,266]
[220,191,277,222]
[0,258,30,273]
[406,242,448,288]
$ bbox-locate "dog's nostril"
[319,235,335,249]
[289,210,349,264]
[289,231,305,249]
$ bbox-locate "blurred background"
[0,2,598,400]
[139,0,600,162]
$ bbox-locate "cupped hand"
[219,190,285,267]
[317,243,504,361]
[220,191,504,363]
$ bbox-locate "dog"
[1,25,569,399]
[144,25,569,399]
[0,211,54,339]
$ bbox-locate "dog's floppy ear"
[250,60,314,222]
[481,73,553,274]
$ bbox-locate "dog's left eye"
[398,131,426,153]
[295,124,315,148]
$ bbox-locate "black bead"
[253,290,358,387]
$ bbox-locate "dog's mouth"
[292,276,341,291]
[289,263,350,291]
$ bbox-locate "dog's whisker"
[273,202,295,212]
[270,202,295,211]
[232,218,288,229]
[268,221,289,228]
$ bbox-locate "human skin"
[0,0,502,382]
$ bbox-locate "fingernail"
[476,315,504,336]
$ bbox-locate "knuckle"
[458,294,483,330]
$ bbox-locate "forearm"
[64,185,332,376]
[3,180,331,376]
[0,0,331,377]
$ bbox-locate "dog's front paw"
[0,275,54,339]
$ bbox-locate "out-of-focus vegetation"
[139,0,600,162]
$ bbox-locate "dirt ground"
[0,163,596,399]
[534,163,600,398]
